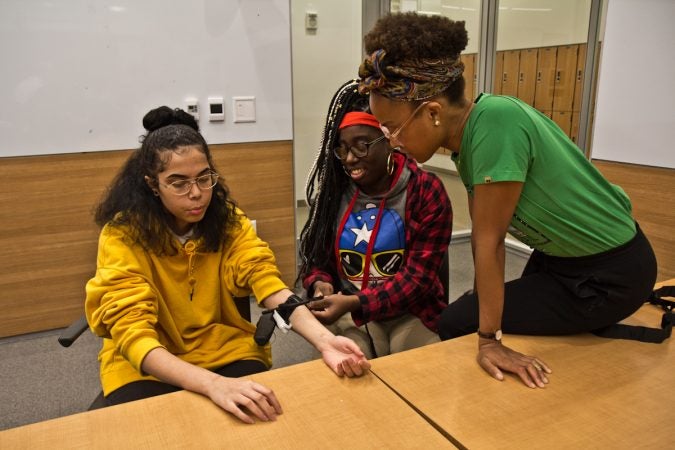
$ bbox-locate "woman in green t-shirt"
[357,12,657,389]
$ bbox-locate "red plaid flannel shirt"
[303,156,453,332]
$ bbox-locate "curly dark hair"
[94,106,239,255]
[296,80,373,285]
[364,12,469,103]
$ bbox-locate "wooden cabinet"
[517,48,538,106]
[573,44,587,112]
[461,53,477,101]
[571,112,580,144]
[461,42,591,144]
[553,45,579,112]
[552,111,572,136]
[493,51,504,95]
[500,50,520,97]
[534,46,558,112]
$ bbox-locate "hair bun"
[142,106,199,132]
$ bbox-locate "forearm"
[474,238,506,333]
[288,306,338,352]
[261,289,337,352]
[141,347,220,396]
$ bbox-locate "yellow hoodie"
[85,212,285,395]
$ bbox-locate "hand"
[477,339,552,388]
[205,375,283,424]
[309,292,360,325]
[312,280,334,297]
[319,335,371,377]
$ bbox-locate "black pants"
[438,224,657,339]
[105,359,268,406]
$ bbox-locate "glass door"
[494,0,598,151]
[387,0,483,233]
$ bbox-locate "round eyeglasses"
[379,101,430,145]
[333,135,386,161]
[161,172,219,196]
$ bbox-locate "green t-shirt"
[452,94,635,257]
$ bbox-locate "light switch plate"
[232,96,256,123]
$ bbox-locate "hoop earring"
[152,189,160,196]
[387,152,395,175]
[343,165,351,177]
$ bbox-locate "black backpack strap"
[592,285,675,344]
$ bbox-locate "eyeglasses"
[333,135,386,160]
[380,101,430,144]
[160,172,219,196]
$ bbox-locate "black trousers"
[105,359,268,406]
[438,224,657,339]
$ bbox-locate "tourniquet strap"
[592,285,674,344]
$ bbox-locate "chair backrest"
[234,296,252,322]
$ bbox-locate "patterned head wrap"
[358,49,464,101]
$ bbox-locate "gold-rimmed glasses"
[161,172,219,196]
[379,101,430,145]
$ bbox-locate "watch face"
[495,329,503,340]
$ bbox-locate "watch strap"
[477,329,502,341]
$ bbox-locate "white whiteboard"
[591,0,675,169]
[0,0,293,157]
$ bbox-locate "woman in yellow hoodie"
[85,106,369,424]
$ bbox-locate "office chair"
[57,296,252,410]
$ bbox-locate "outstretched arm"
[261,289,370,377]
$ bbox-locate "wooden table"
[0,359,454,449]
[369,285,674,449]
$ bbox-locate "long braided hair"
[297,80,372,284]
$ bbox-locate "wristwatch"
[477,329,503,342]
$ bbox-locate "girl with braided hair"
[358,12,657,388]
[86,106,369,424]
[298,80,452,358]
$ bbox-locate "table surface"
[0,359,455,449]
[369,281,675,449]
[3,281,672,449]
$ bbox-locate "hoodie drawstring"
[184,241,197,301]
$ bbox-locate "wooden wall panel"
[210,142,295,285]
[0,141,294,337]
[593,160,675,282]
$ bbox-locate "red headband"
[338,111,381,130]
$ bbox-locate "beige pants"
[329,313,439,359]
